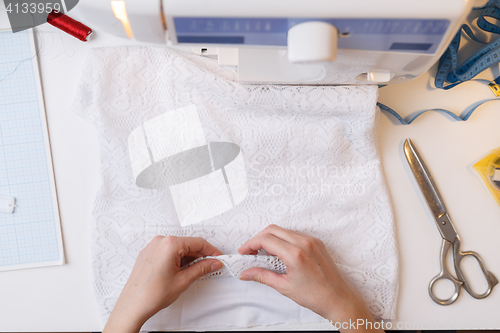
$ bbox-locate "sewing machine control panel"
[172,17,449,55]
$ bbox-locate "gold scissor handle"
[429,239,463,305]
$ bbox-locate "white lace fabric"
[73,46,399,330]
[184,254,287,280]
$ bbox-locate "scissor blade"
[404,139,458,242]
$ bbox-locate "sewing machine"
[2,0,500,331]
[74,0,476,85]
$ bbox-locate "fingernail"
[211,261,223,272]
[239,274,252,281]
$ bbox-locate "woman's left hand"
[103,236,224,333]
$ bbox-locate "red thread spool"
[47,10,93,42]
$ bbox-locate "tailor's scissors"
[403,139,498,306]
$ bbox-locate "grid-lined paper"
[0,29,64,271]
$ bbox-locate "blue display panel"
[173,17,450,54]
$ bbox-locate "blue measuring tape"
[377,100,498,125]
[379,0,500,125]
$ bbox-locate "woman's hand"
[238,225,381,333]
[103,236,223,333]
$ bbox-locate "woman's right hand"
[238,225,382,333]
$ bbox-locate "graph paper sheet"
[0,29,64,271]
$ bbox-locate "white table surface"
[1,14,500,332]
